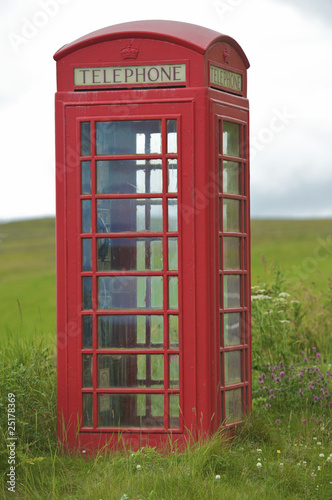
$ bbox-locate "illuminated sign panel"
[74,64,186,87]
[210,64,242,93]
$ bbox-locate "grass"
[0,217,332,498]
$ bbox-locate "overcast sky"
[0,0,331,221]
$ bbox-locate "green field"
[0,217,331,343]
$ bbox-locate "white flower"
[82,450,87,454]
[317,442,322,445]
[215,475,221,479]
[319,453,324,458]
[257,448,262,453]
[279,320,290,324]
[256,462,262,468]
[257,458,261,462]
[251,295,272,300]
[313,437,317,440]
[280,463,284,467]
[279,292,290,298]
[317,466,321,471]
[327,456,331,462]
[136,464,141,470]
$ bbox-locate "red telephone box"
[54,20,251,451]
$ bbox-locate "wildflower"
[313,437,317,440]
[257,458,261,462]
[308,385,314,390]
[257,449,262,453]
[275,419,280,424]
[317,466,321,471]
[299,390,304,395]
[279,320,290,324]
[256,462,262,468]
[304,358,308,363]
[316,352,321,358]
[279,292,290,298]
[215,475,221,480]
[302,419,306,424]
[312,347,316,351]
[319,454,324,458]
[280,463,284,467]
[317,442,322,446]
[136,464,141,470]
[277,450,281,454]
[82,450,86,454]
[280,371,285,378]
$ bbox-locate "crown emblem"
[223,48,230,64]
[121,41,139,60]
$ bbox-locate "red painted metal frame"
[55,21,250,451]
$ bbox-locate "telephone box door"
[58,101,195,445]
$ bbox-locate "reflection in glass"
[225,351,242,385]
[82,200,91,233]
[82,393,93,427]
[224,275,241,308]
[98,276,163,310]
[167,159,177,192]
[96,120,162,155]
[168,199,178,231]
[82,315,93,349]
[225,388,243,423]
[98,315,163,348]
[81,161,91,194]
[168,237,178,270]
[167,120,177,153]
[82,238,92,271]
[82,277,92,310]
[169,315,179,348]
[82,354,92,387]
[223,161,240,194]
[223,313,242,346]
[97,160,162,194]
[98,354,164,388]
[169,277,178,309]
[169,394,179,428]
[223,121,240,157]
[223,199,240,232]
[97,199,163,233]
[97,237,162,271]
[98,393,164,428]
[169,354,179,388]
[81,122,91,156]
[222,237,240,270]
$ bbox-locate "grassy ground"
[0,218,331,498]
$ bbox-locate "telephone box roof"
[54,19,249,67]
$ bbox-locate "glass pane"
[225,389,243,423]
[169,277,178,309]
[98,393,164,428]
[223,161,240,194]
[82,354,92,387]
[97,159,162,194]
[82,200,91,233]
[98,354,164,388]
[167,120,177,153]
[223,237,240,270]
[168,237,178,270]
[169,354,179,388]
[98,315,163,348]
[82,393,93,427]
[98,276,163,310]
[82,315,93,349]
[82,238,92,271]
[97,237,162,271]
[223,121,240,157]
[225,351,242,385]
[223,199,240,232]
[168,199,178,231]
[82,277,92,310]
[169,394,179,428]
[81,161,91,194]
[169,315,179,348]
[97,199,163,233]
[96,120,162,155]
[81,122,91,156]
[224,275,241,308]
[167,159,177,192]
[223,313,242,346]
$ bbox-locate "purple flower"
[312,346,316,350]
[299,390,304,395]
[324,391,329,395]
[304,358,308,363]
[275,419,280,424]
[316,352,321,358]
[302,419,306,424]
[308,385,314,390]
[280,371,285,378]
